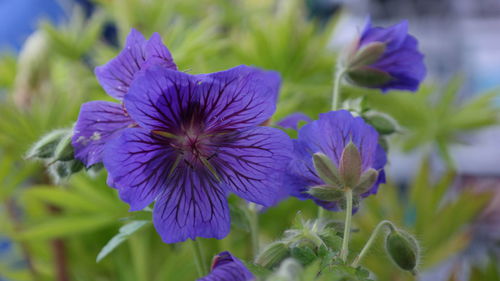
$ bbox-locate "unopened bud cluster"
[256,216,343,269]
[26,128,86,182]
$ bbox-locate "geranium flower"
[103,65,292,243]
[286,110,386,210]
[72,29,176,167]
[345,18,426,92]
[198,251,254,281]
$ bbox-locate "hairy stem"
[340,189,353,262]
[190,239,208,277]
[331,67,345,111]
[351,220,397,267]
[248,203,260,258]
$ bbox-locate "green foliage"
[0,0,499,280]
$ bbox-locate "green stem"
[351,220,397,267]
[331,67,345,111]
[248,203,260,257]
[190,239,207,277]
[340,189,353,262]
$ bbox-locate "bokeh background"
[0,0,499,280]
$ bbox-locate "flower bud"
[353,169,378,195]
[366,115,396,135]
[290,245,317,266]
[49,159,84,183]
[26,129,67,159]
[312,153,342,187]
[256,241,290,269]
[339,142,362,188]
[267,258,303,281]
[385,230,420,274]
[307,185,344,202]
[53,131,75,161]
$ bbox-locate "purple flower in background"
[286,110,386,210]
[345,18,426,92]
[103,65,291,243]
[276,112,312,130]
[198,251,254,281]
[72,29,176,167]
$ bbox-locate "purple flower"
[72,29,176,167]
[276,113,312,130]
[103,65,292,243]
[286,110,386,210]
[198,251,254,281]
[345,18,426,92]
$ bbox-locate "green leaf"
[96,220,150,262]
[18,215,117,240]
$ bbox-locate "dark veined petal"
[95,29,177,100]
[213,126,292,207]
[125,65,281,133]
[199,65,281,131]
[198,251,254,281]
[72,101,134,167]
[103,128,177,211]
[124,67,195,132]
[153,166,230,243]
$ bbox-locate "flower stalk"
[331,67,345,111]
[351,220,396,267]
[248,203,260,257]
[340,188,353,262]
[190,239,208,277]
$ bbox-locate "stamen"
[200,157,221,182]
[152,130,177,139]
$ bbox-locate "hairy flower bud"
[385,230,420,274]
[26,129,67,159]
[54,131,75,161]
[339,142,362,188]
[49,159,84,183]
[256,241,290,269]
[267,258,303,281]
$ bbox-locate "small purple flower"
[276,113,312,130]
[72,29,176,167]
[103,65,291,243]
[198,251,254,281]
[286,110,386,210]
[345,18,426,92]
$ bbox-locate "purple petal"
[125,65,281,133]
[360,19,409,53]
[103,128,177,211]
[276,112,312,130]
[198,251,254,281]
[95,29,177,100]
[72,101,134,167]
[214,127,292,207]
[152,166,230,243]
[198,65,281,131]
[286,110,386,208]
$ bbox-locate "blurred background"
[0,0,499,280]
